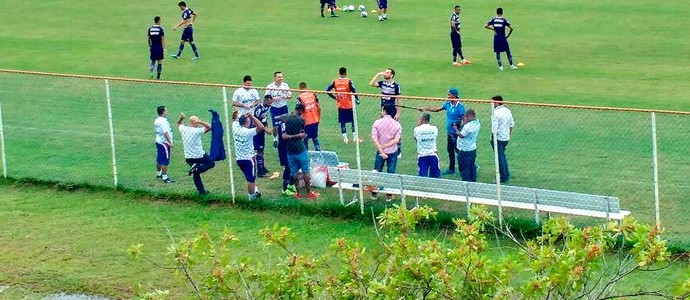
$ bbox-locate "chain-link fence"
[0,69,687,242]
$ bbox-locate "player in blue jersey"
[253,95,273,177]
[485,7,516,71]
[171,1,200,60]
[450,6,470,66]
[377,0,389,21]
[147,16,166,80]
[320,0,338,18]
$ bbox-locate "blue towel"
[208,109,226,161]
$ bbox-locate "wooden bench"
[328,167,631,222]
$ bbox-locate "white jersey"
[413,123,438,157]
[232,121,258,160]
[265,81,292,108]
[492,105,515,141]
[232,87,260,116]
[154,116,172,145]
[178,124,206,159]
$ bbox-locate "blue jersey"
[252,103,271,126]
[148,25,164,49]
[450,13,460,33]
[182,8,194,27]
[377,80,401,107]
[442,101,465,133]
[487,17,511,40]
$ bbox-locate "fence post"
[104,79,118,187]
[490,102,503,225]
[351,92,364,214]
[398,175,406,208]
[651,112,660,227]
[222,87,236,203]
[0,98,7,178]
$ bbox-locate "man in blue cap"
[420,88,465,175]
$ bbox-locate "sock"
[156,64,162,79]
[257,154,265,172]
[383,13,387,18]
[149,61,155,73]
[320,3,325,15]
[282,168,290,191]
[452,49,457,62]
[340,123,347,134]
[156,171,163,177]
[496,53,503,67]
[313,139,321,151]
[176,44,184,57]
[506,50,514,65]
[458,48,465,60]
[351,123,355,133]
[304,139,309,151]
[190,43,199,57]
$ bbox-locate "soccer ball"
[361,11,368,17]
[358,4,366,12]
[341,5,349,12]
[348,5,355,11]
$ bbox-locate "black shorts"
[150,48,164,61]
[181,26,194,42]
[493,38,510,53]
[338,108,354,124]
[450,32,462,48]
[320,0,334,4]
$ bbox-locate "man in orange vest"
[297,82,321,151]
[326,67,361,144]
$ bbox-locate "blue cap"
[448,88,459,97]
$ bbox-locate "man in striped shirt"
[371,104,402,201]
[232,75,260,116]
[266,71,293,148]
[171,1,200,60]
[232,111,266,201]
[154,106,174,183]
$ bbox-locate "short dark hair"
[454,5,460,9]
[154,16,161,23]
[496,7,503,14]
[178,1,186,7]
[157,105,166,116]
[243,75,252,82]
[383,104,397,117]
[466,109,476,117]
[264,94,273,100]
[295,103,305,111]
[387,68,396,77]
[339,67,347,75]
[421,112,431,122]
[274,71,282,77]
[491,95,503,101]
[238,115,248,125]
[299,82,307,89]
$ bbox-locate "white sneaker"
[343,136,349,144]
[378,16,383,21]
[498,66,504,71]
[397,152,402,159]
[509,65,518,70]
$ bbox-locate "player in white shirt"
[154,106,174,183]
[490,95,515,183]
[232,110,266,201]
[177,113,214,195]
[454,109,480,182]
[413,112,440,178]
[265,71,292,148]
[232,75,261,116]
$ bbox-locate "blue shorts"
[150,48,164,61]
[450,32,462,48]
[418,155,441,178]
[378,0,388,9]
[493,37,510,53]
[288,151,310,175]
[270,106,289,127]
[253,131,265,151]
[237,158,256,183]
[181,26,194,42]
[338,108,353,124]
[304,123,319,140]
[156,143,171,166]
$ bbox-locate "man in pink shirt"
[371,104,402,201]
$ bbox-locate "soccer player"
[232,110,266,201]
[320,0,338,17]
[232,75,261,116]
[171,1,200,60]
[282,104,320,199]
[453,109,480,182]
[148,16,166,80]
[266,71,293,148]
[450,6,470,66]
[326,67,361,144]
[377,0,389,21]
[420,88,465,175]
[274,115,298,196]
[370,68,402,157]
[154,106,174,183]
[371,104,402,201]
[414,112,440,178]
[296,82,321,151]
[177,113,214,195]
[485,7,516,71]
[253,95,273,177]
[490,95,515,183]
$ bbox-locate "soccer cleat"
[162,178,174,183]
[378,16,384,21]
[287,184,297,193]
[191,56,200,60]
[293,192,303,199]
[331,14,339,17]
[509,65,518,70]
[498,66,504,71]
[156,174,162,178]
[149,72,154,80]
[188,163,198,176]
[382,14,387,20]
[306,191,320,199]
[343,136,349,144]
[170,54,179,59]
[258,171,269,178]
[442,169,456,175]
[281,189,295,196]
[273,140,278,149]
[452,62,462,67]
[462,59,471,65]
